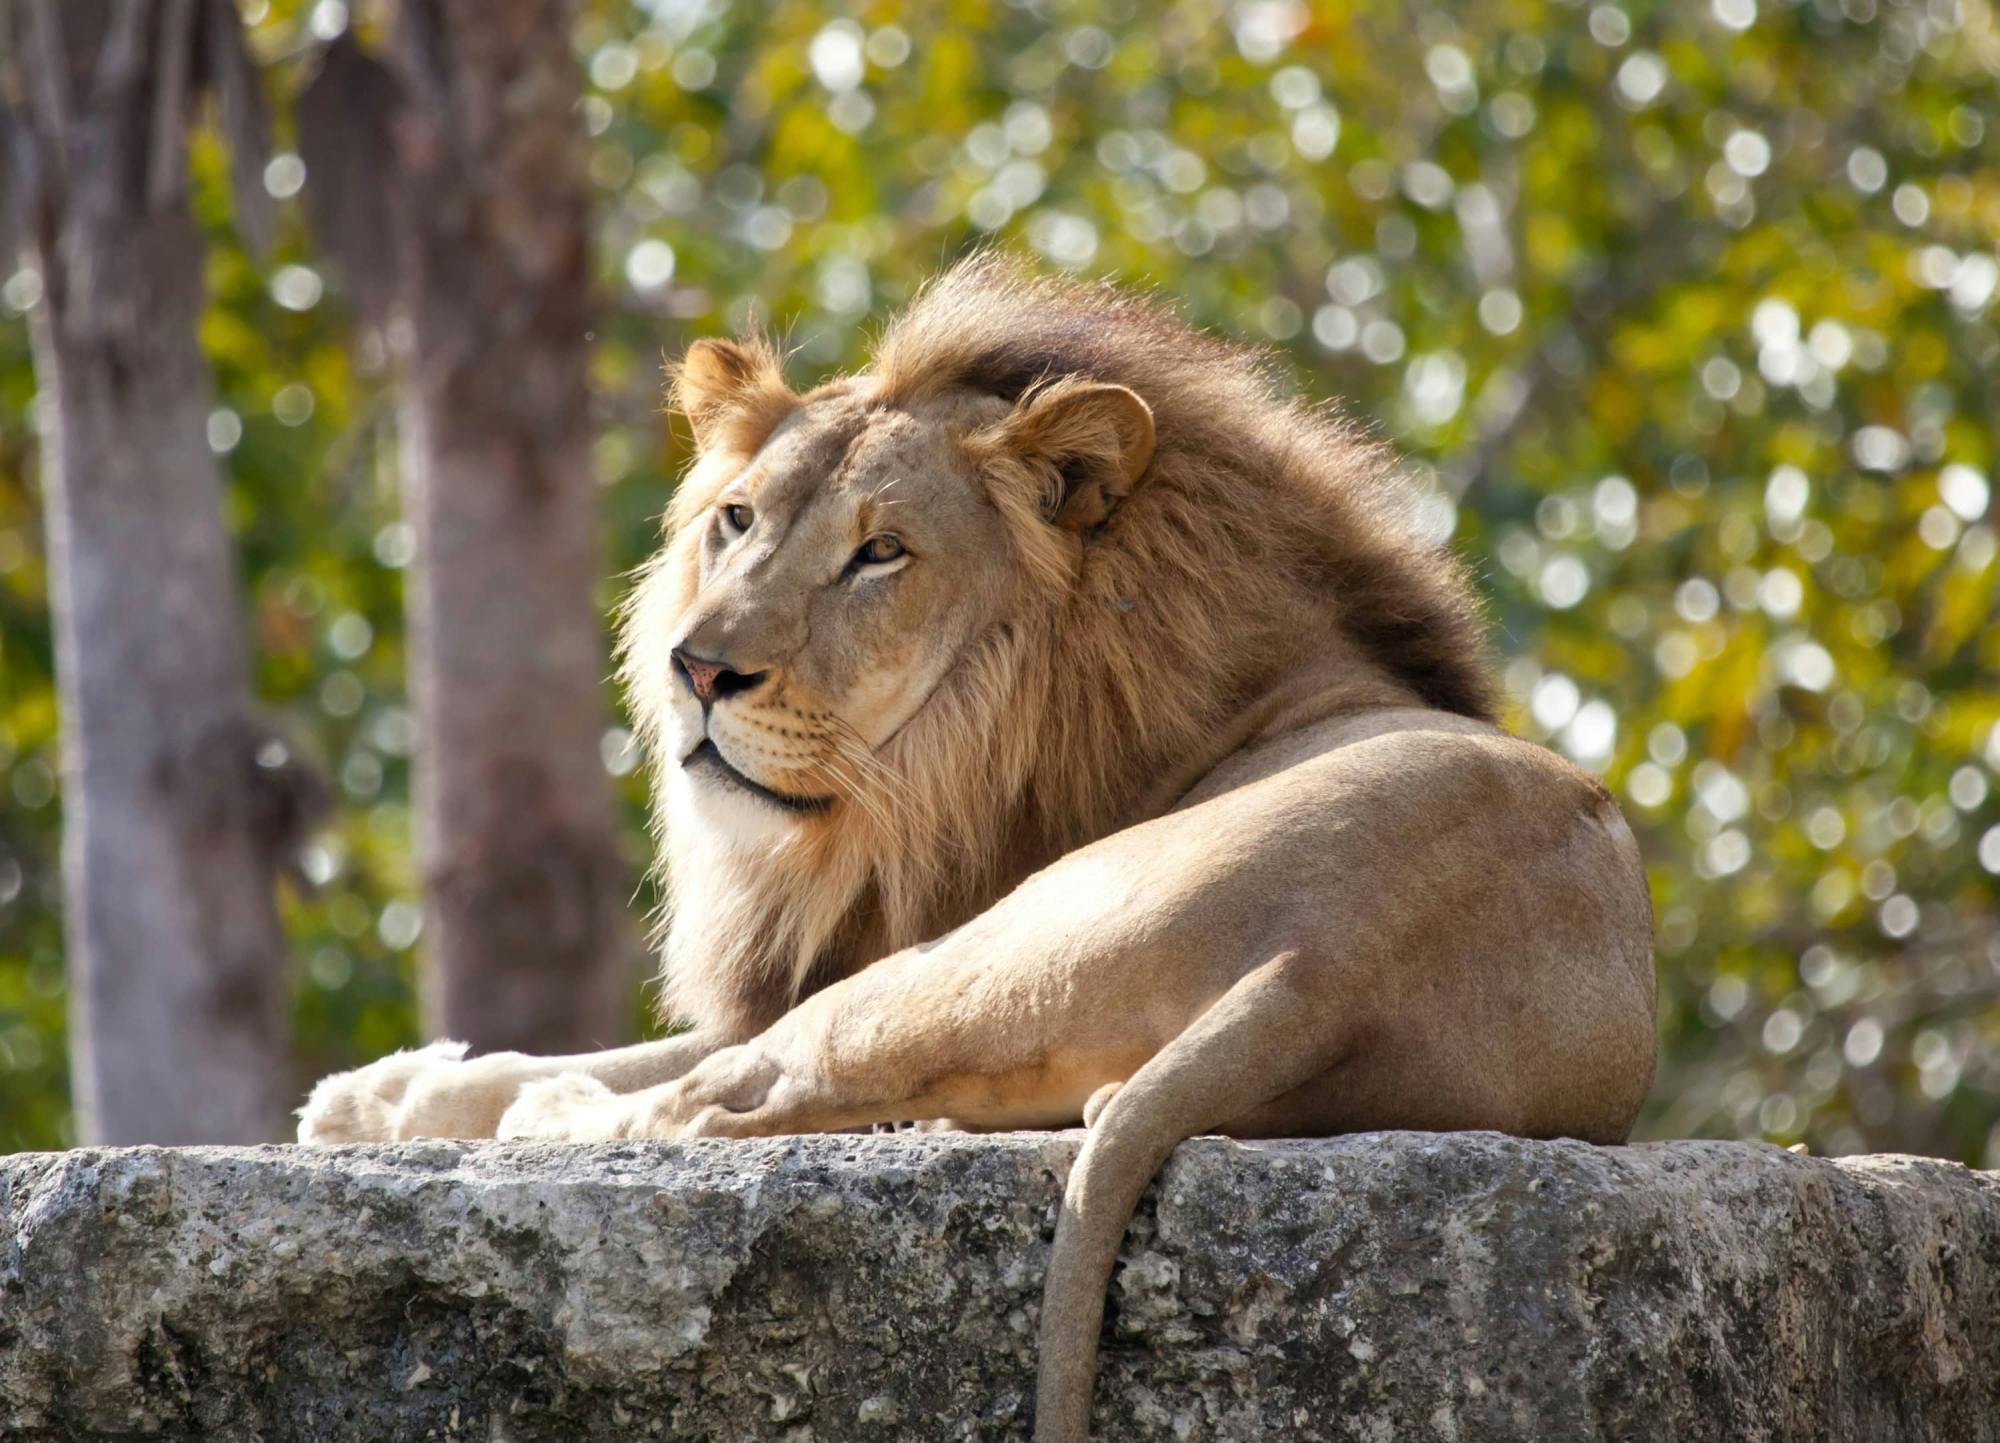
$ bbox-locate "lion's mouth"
[682,739,834,815]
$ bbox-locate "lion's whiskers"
[815,732,901,836]
[821,722,959,876]
[823,755,896,836]
[829,750,906,839]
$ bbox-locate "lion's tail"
[1032,950,1351,1443]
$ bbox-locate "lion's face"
[637,387,1018,834]
[624,337,1155,843]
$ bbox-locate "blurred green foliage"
[3,0,1997,1161]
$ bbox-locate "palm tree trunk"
[386,0,637,1051]
[13,0,305,1143]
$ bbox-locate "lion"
[299,252,1657,1442]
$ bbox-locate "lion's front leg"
[297,1031,738,1143]
[497,929,1156,1141]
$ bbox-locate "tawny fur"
[622,253,1495,1038]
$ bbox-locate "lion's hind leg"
[1034,949,1357,1443]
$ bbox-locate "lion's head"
[624,253,1494,1034]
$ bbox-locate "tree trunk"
[12,1,307,1143]
[386,0,637,1051]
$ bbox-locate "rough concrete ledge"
[2,1132,1996,1442]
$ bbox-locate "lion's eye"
[854,534,906,569]
[720,503,753,536]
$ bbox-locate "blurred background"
[1,0,1996,1160]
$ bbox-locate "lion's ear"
[1003,381,1156,531]
[670,337,795,451]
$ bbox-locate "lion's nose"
[671,649,767,706]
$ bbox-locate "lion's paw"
[296,1041,470,1144]
[496,1073,623,1142]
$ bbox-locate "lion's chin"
[674,764,809,852]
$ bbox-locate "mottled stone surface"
[3,1133,1996,1441]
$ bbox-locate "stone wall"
[4,1132,1997,1441]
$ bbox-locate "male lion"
[300,254,1657,1441]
